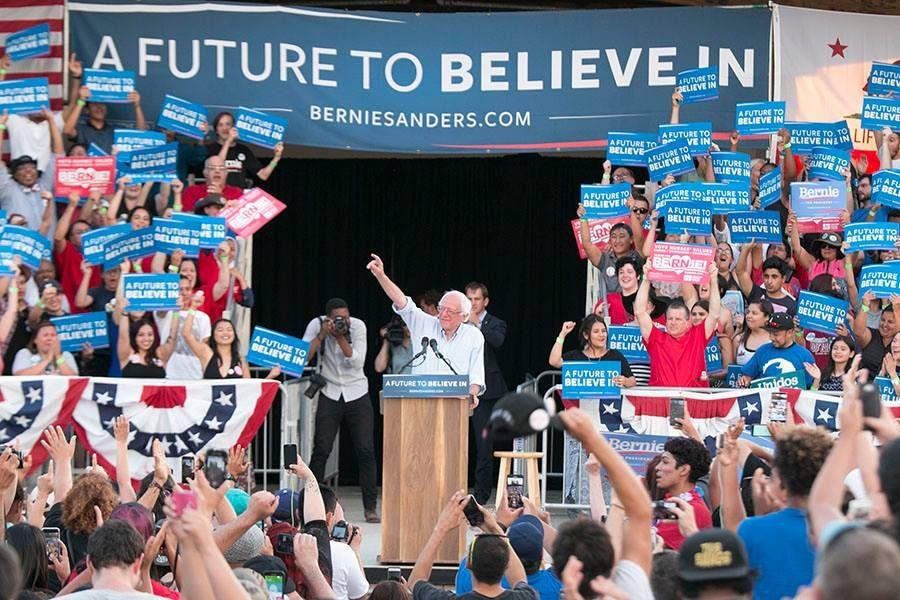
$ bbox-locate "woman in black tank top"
[117,314,172,379]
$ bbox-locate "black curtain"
[254,154,602,485]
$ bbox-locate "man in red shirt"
[635,261,720,387]
[180,155,242,212]
[53,191,99,313]
[654,437,713,550]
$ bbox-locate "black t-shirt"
[860,327,889,381]
[206,142,263,188]
[414,581,538,600]
[2,306,29,375]
[44,502,91,568]
[748,284,797,316]
[561,348,634,378]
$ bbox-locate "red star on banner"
[828,38,848,58]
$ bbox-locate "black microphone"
[398,337,430,372]
[428,338,458,375]
[488,392,564,441]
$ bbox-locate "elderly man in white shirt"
[367,253,485,406]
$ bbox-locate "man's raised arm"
[367,253,408,309]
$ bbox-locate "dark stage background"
[253,154,604,485]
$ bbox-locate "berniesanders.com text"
[309,104,531,129]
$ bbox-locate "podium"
[380,374,470,564]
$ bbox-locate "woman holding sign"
[12,321,79,376]
[548,314,636,388]
[116,311,170,379]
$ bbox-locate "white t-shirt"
[155,310,211,380]
[611,560,654,600]
[7,112,65,171]
[329,540,369,600]
[40,589,163,599]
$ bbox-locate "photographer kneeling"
[302,298,380,523]
[374,315,413,375]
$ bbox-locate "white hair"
[440,290,471,318]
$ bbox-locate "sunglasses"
[632,207,649,215]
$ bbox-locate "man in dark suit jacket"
[466,281,508,504]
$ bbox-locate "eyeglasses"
[613,173,630,182]
[208,166,227,172]
[437,305,462,316]
[632,207,649,215]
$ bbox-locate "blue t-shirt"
[851,206,889,223]
[740,342,814,386]
[455,557,561,600]
[737,508,816,600]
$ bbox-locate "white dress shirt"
[302,316,368,401]
[393,296,485,394]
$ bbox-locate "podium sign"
[382,374,469,397]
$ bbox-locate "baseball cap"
[243,555,298,594]
[507,515,544,563]
[40,279,64,295]
[221,523,265,564]
[273,488,301,524]
[678,529,752,582]
[225,488,250,516]
[8,155,37,172]
[764,312,794,332]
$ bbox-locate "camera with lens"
[384,316,406,345]
[304,373,328,398]
[332,316,350,336]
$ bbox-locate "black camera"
[304,373,328,398]
[385,316,405,345]
[332,316,350,336]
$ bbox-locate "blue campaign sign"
[607,326,649,363]
[562,360,621,400]
[677,67,718,103]
[872,169,900,210]
[154,218,201,257]
[69,3,770,154]
[382,374,470,397]
[0,78,50,115]
[103,227,156,269]
[786,121,852,154]
[706,182,751,214]
[705,338,723,375]
[0,225,51,269]
[728,211,782,244]
[726,364,742,388]
[0,210,6,228]
[734,101,785,135]
[653,182,705,212]
[51,312,110,352]
[118,142,178,183]
[113,129,166,153]
[664,201,711,236]
[758,166,782,207]
[859,263,900,298]
[83,68,135,103]
[602,433,669,476]
[87,143,108,156]
[169,213,227,248]
[123,274,180,311]
[235,107,287,149]
[82,223,131,266]
[157,94,208,139]
[606,132,657,167]
[646,139,694,182]
[876,376,898,403]
[710,151,750,184]
[5,24,51,61]
[797,291,849,334]
[658,122,712,156]
[247,326,311,377]
[868,62,900,97]
[808,147,850,182]
[861,96,900,131]
[844,222,900,252]
[580,183,630,219]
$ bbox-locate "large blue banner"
[69,1,770,154]
[676,67,718,104]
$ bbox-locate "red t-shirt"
[656,489,713,550]
[645,323,712,387]
[803,329,833,370]
[181,183,243,212]
[53,242,100,314]
[151,579,179,599]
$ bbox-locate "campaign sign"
[0,210,6,228]
[677,67,718,103]
[722,290,745,331]
[710,152,750,185]
[580,183,630,219]
[123,274,180,311]
[844,222,900,252]
[653,182,704,212]
[51,312,110,352]
[55,156,117,197]
[156,94,208,139]
[872,169,900,210]
[859,263,900,298]
[797,291,849,334]
[791,181,846,233]
[658,122,712,156]
[5,24,51,61]
[81,223,131,266]
[246,326,311,378]
[648,242,715,285]
[734,101,786,135]
[861,96,900,131]
[0,225,51,269]
[645,139,694,182]
[601,433,669,476]
[705,338,724,375]
[785,121,852,154]
[706,182,751,214]
[876,377,898,403]
[234,107,287,149]
[220,188,287,237]
[807,147,850,182]
[118,142,179,183]
[103,228,156,269]
[758,166,782,207]
[382,374,470,398]
[0,78,50,114]
[868,62,900,97]
[605,132,657,167]
[87,143,108,157]
[83,69,135,103]
[113,129,166,154]
[569,216,631,259]
[726,364,743,388]
[153,218,201,257]
[607,326,649,363]
[728,211,783,244]
[750,371,805,390]
[562,361,621,400]
[664,201,711,236]
[169,213,228,249]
